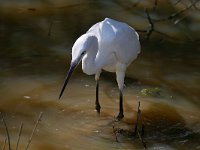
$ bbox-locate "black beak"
[59,60,79,99]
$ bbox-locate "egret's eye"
[81,51,86,56]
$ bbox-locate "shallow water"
[0,1,200,150]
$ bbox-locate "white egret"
[59,18,141,120]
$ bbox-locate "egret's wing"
[102,18,141,65]
[87,19,116,44]
[86,22,100,34]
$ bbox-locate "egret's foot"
[95,104,101,114]
[116,113,124,121]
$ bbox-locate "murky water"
[0,1,200,150]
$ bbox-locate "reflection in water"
[0,0,200,149]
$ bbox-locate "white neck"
[82,48,98,75]
[81,35,99,75]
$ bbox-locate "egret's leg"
[117,89,124,120]
[95,72,101,114]
[95,80,101,113]
[116,65,126,120]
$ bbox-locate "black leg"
[117,90,124,120]
[95,80,101,113]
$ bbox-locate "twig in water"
[134,102,147,149]
[25,112,43,150]
[2,137,7,150]
[111,102,147,148]
[141,124,145,138]
[134,101,141,135]
[188,0,200,10]
[112,116,119,142]
[16,122,23,150]
[1,113,11,150]
[174,0,182,5]
[137,129,147,149]
[157,0,200,22]
[145,9,154,39]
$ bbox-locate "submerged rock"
[140,87,161,97]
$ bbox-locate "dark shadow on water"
[140,103,200,149]
[98,102,200,150]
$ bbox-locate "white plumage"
[59,18,141,120]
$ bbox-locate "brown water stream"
[0,1,200,149]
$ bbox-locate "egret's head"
[71,35,98,62]
[59,35,98,99]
